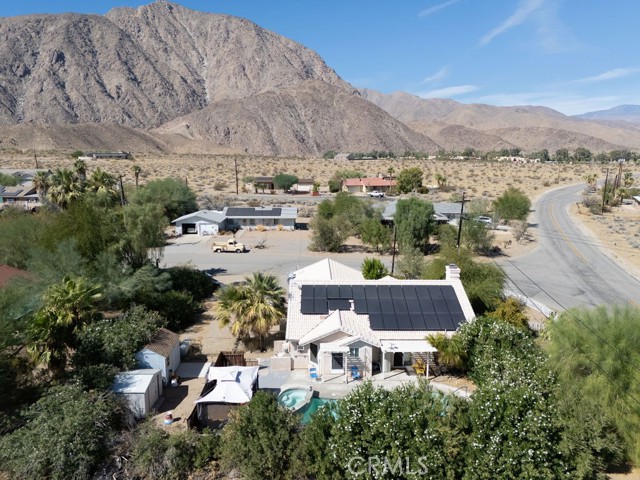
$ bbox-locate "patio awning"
[380,340,437,353]
[319,343,350,354]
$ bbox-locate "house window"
[250,219,255,225]
[331,353,344,371]
[349,347,359,357]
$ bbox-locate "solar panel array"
[225,207,282,217]
[300,284,466,331]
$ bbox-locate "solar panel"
[365,285,378,299]
[441,285,457,298]
[450,311,466,328]
[313,299,328,314]
[314,285,327,301]
[353,299,368,314]
[433,298,449,313]
[366,298,381,313]
[382,313,399,330]
[396,313,412,330]
[418,295,436,314]
[328,299,351,311]
[414,285,431,300]
[340,285,353,299]
[393,298,408,314]
[377,285,391,299]
[410,313,428,330]
[369,312,385,330]
[301,298,314,314]
[326,285,340,299]
[429,287,444,299]
[438,313,455,331]
[390,285,405,298]
[424,313,442,330]
[352,285,366,299]
[446,300,464,315]
[402,286,418,299]
[301,285,314,299]
[380,298,395,313]
[406,298,422,314]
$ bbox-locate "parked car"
[476,216,493,226]
[212,239,247,253]
[368,190,385,197]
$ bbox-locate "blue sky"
[3,0,640,115]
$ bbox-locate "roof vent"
[445,264,461,281]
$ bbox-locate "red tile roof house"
[342,177,396,195]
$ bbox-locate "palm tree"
[624,172,634,189]
[215,272,286,350]
[132,164,142,189]
[585,173,597,190]
[87,168,117,195]
[73,158,87,185]
[32,171,50,204]
[435,173,447,190]
[48,168,82,209]
[27,277,102,376]
[426,332,466,372]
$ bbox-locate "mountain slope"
[0,1,349,128]
[156,80,440,156]
[574,105,640,125]
[407,120,516,152]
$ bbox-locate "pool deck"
[258,366,472,400]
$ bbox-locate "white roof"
[171,210,226,224]
[380,340,437,353]
[289,258,363,283]
[319,343,349,353]
[112,369,161,394]
[196,366,259,404]
[286,259,475,343]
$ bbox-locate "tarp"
[195,366,259,404]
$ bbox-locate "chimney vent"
[445,264,461,281]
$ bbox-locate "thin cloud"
[421,66,450,85]
[574,68,640,84]
[419,85,478,98]
[418,0,460,18]
[480,0,545,45]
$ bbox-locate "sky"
[2,0,640,115]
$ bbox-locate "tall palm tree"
[87,168,117,196]
[48,168,82,209]
[215,272,286,350]
[73,158,87,185]
[27,277,102,376]
[32,171,50,204]
[132,164,142,189]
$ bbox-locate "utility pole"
[234,157,239,195]
[390,225,398,275]
[34,149,39,169]
[456,192,466,259]
[118,175,126,206]
[601,168,609,214]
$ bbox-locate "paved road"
[500,183,640,312]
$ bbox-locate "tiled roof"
[172,210,226,224]
[289,258,364,283]
[143,328,179,358]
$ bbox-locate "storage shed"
[136,328,181,384]
[112,369,163,418]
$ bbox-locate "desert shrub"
[309,216,348,252]
[493,187,531,221]
[131,177,197,220]
[487,297,528,329]
[220,392,298,480]
[361,257,389,280]
[358,217,392,253]
[396,166,424,193]
[164,266,217,301]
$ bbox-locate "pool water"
[277,389,308,410]
[299,397,337,424]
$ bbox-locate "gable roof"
[0,265,30,287]
[171,210,226,224]
[289,258,364,283]
[142,328,179,358]
[286,260,475,343]
[224,206,297,219]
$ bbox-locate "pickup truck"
[212,239,247,253]
[368,190,385,198]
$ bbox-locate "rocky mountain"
[361,89,640,152]
[574,105,640,125]
[156,80,440,156]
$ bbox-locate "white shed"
[135,328,181,385]
[112,369,163,418]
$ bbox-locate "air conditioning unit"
[296,344,306,353]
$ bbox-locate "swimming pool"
[277,388,310,412]
[299,397,338,424]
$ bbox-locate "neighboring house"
[172,210,226,236]
[0,181,39,207]
[136,328,181,384]
[83,151,130,160]
[284,259,475,380]
[0,265,30,288]
[342,177,396,195]
[382,201,462,224]
[251,176,275,191]
[224,206,297,231]
[292,178,315,194]
[334,153,352,161]
[171,206,298,235]
[112,369,163,418]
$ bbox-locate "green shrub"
[165,266,217,301]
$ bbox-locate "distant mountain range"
[573,105,640,125]
[0,0,638,156]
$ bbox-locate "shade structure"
[380,340,437,353]
[196,366,259,405]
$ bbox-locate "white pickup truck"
[368,190,385,198]
[212,238,247,253]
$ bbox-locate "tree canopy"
[393,197,435,254]
[492,187,531,221]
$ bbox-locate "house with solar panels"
[284,259,475,380]
[172,206,297,235]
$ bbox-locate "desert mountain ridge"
[0,0,637,156]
